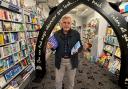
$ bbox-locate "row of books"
[0,9,22,22]
[97,54,120,74]
[24,14,42,30]
[96,26,121,75]
[0,32,25,45]
[104,36,119,46]
[2,0,21,7]
[103,44,121,58]
[0,58,31,89]
[5,65,33,89]
[0,22,24,32]
[106,27,116,36]
[0,40,28,58]
[26,23,41,31]
[24,14,39,24]
[26,32,38,38]
[0,50,32,75]
[104,45,114,54]
[28,38,37,51]
[0,43,19,57]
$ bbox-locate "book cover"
[19,32,25,40]
[0,21,3,31]
[3,22,12,31]
[11,33,18,42]
[12,23,16,31]
[21,59,28,67]
[0,9,4,20]
[71,41,81,55]
[11,0,17,6]
[13,53,19,62]
[0,75,6,88]
[3,45,12,57]
[0,47,4,58]
[19,24,24,31]
[7,56,14,67]
[48,35,58,49]
[19,40,26,50]
[0,33,4,45]
[3,10,11,21]
[4,33,11,44]
[0,59,5,73]
[115,47,121,58]
[17,14,22,22]
[4,69,13,81]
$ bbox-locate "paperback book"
[0,33,4,45]
[0,47,4,58]
[11,33,18,42]
[115,47,121,58]
[3,45,12,57]
[18,32,25,40]
[3,22,12,31]
[0,9,4,20]
[0,21,3,31]
[4,33,12,44]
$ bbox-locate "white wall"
[95,12,108,56]
[70,14,83,26]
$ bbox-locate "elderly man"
[47,15,83,89]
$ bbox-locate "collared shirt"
[63,34,70,58]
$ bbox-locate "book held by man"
[71,41,81,55]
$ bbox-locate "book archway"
[35,0,128,88]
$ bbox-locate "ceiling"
[26,0,126,18]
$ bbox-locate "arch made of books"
[35,0,128,88]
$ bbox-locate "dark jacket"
[53,29,83,69]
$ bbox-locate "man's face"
[60,18,72,32]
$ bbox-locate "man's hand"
[71,48,78,55]
[47,42,53,49]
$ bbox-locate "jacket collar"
[61,28,72,36]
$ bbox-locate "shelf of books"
[97,26,121,75]
[0,0,37,89]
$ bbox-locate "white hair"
[60,14,72,22]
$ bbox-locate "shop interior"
[0,0,128,89]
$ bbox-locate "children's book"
[115,47,121,58]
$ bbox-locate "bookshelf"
[97,26,121,75]
[0,0,44,89]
